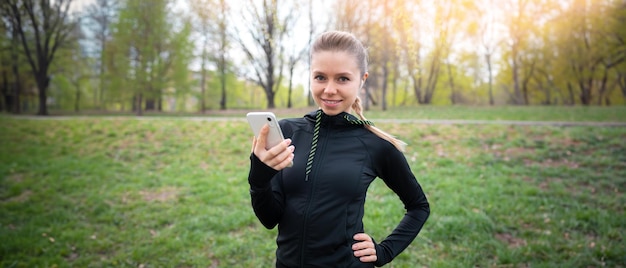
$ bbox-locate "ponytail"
[351,97,407,152]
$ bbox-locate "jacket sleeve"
[248,153,286,229]
[248,117,296,230]
[372,144,430,267]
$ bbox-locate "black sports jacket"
[248,110,430,267]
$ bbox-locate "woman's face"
[310,51,368,116]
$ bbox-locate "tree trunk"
[10,60,21,114]
[200,48,207,113]
[567,82,575,105]
[265,85,276,109]
[145,98,156,110]
[1,70,7,112]
[543,84,551,105]
[412,74,424,104]
[219,60,227,110]
[381,64,389,111]
[485,51,494,106]
[265,54,276,109]
[98,41,106,110]
[74,84,81,112]
[512,54,523,105]
[218,0,228,111]
[596,68,609,105]
[287,63,295,109]
[423,48,441,104]
[35,71,50,115]
[402,81,409,106]
[447,62,456,104]
[135,93,143,116]
[37,86,48,115]
[578,80,592,105]
[10,28,21,114]
[618,73,626,99]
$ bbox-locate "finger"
[353,246,377,263]
[353,233,373,242]
[358,255,377,263]
[251,136,257,153]
[266,138,291,153]
[352,241,374,252]
[354,249,376,258]
[352,233,376,262]
[257,139,292,169]
[264,142,294,169]
[273,149,295,170]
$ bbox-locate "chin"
[320,108,344,116]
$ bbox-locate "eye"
[338,77,350,82]
[314,75,326,81]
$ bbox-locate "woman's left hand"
[352,233,377,263]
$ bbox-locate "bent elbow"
[260,219,278,229]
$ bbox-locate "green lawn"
[46,105,626,122]
[1,107,625,267]
[358,105,626,122]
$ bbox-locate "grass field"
[46,105,626,122]
[1,106,625,267]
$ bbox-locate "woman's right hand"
[252,124,295,171]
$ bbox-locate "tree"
[109,0,192,115]
[238,0,295,109]
[474,0,503,105]
[190,0,217,113]
[285,40,306,109]
[552,0,624,105]
[2,0,77,115]
[389,0,467,105]
[283,0,309,109]
[0,9,25,113]
[84,0,117,110]
[190,0,230,112]
[49,17,92,112]
[215,0,229,111]
[613,1,626,100]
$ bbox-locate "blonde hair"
[312,31,407,152]
[351,96,407,152]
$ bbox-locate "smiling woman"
[310,50,365,115]
[247,30,430,267]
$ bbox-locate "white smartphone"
[246,112,286,150]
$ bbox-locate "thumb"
[256,123,269,150]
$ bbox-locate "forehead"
[311,51,360,74]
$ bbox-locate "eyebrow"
[311,70,355,77]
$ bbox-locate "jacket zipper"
[299,129,328,267]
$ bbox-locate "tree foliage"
[107,0,193,115]
[1,0,77,115]
[2,0,625,115]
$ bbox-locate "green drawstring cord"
[305,110,322,181]
[304,111,373,181]
[344,115,374,126]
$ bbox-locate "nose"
[324,81,337,95]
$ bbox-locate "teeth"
[324,100,340,104]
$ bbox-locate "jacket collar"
[304,109,372,127]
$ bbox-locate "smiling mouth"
[323,99,342,104]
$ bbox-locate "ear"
[360,72,369,88]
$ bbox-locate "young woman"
[248,30,430,267]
